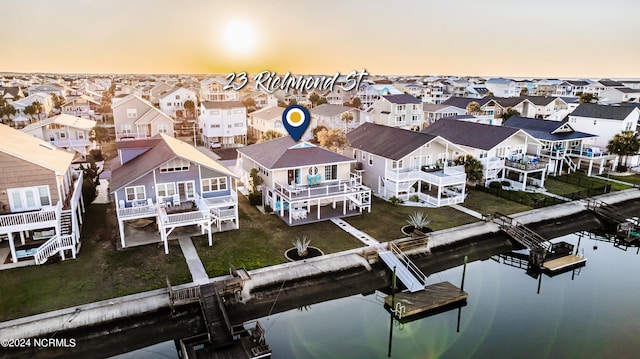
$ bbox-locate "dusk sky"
[1,0,638,78]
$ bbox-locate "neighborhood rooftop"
[571,103,638,121]
[237,136,354,169]
[0,123,74,174]
[423,118,521,150]
[503,117,596,141]
[347,122,438,161]
[201,100,244,109]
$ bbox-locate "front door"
[177,181,195,201]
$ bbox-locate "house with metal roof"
[61,94,101,120]
[346,123,467,207]
[21,114,96,159]
[365,94,425,130]
[0,124,85,266]
[568,103,640,148]
[198,101,247,148]
[424,119,547,190]
[110,134,239,253]
[237,137,371,225]
[503,117,608,176]
[112,94,175,141]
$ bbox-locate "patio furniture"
[119,200,125,209]
[172,194,180,207]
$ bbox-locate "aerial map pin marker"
[282,105,311,141]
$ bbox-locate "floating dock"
[384,281,467,320]
[542,254,587,273]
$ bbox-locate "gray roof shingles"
[503,117,596,141]
[347,122,436,161]
[423,119,519,150]
[237,136,353,169]
[382,94,422,104]
[570,103,636,121]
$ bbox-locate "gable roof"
[249,105,285,120]
[113,95,175,124]
[441,96,491,109]
[309,104,354,117]
[423,119,524,150]
[21,114,96,133]
[570,103,637,120]
[0,124,73,174]
[503,117,596,141]
[110,134,236,191]
[237,136,353,169]
[381,94,421,104]
[522,95,566,106]
[347,123,438,160]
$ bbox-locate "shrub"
[389,196,403,206]
[248,191,263,205]
[264,204,273,213]
[407,212,430,228]
[82,177,97,207]
[501,181,511,187]
[409,195,419,202]
[489,181,502,189]
[618,165,628,172]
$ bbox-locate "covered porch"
[384,165,467,207]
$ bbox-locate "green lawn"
[608,174,640,186]
[0,204,192,322]
[462,188,533,215]
[344,197,479,242]
[543,178,585,196]
[545,173,632,195]
[194,195,363,277]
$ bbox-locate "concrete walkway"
[93,179,110,204]
[178,237,209,285]
[449,204,484,219]
[592,174,636,187]
[540,190,572,202]
[330,218,379,245]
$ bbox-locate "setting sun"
[221,19,257,56]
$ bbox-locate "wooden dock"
[384,281,467,320]
[199,283,235,348]
[542,254,587,273]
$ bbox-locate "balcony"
[51,139,92,149]
[274,174,370,202]
[386,165,467,187]
[567,147,611,158]
[0,204,60,233]
[505,158,547,171]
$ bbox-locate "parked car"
[209,141,221,149]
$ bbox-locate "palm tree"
[607,131,640,171]
[466,101,482,116]
[501,107,521,121]
[453,154,484,184]
[340,111,354,132]
[261,129,283,142]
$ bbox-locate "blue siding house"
[110,134,239,253]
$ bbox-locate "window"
[234,123,244,127]
[126,108,137,118]
[395,116,403,123]
[201,177,227,192]
[77,131,85,140]
[308,166,319,175]
[392,160,403,169]
[121,124,132,134]
[175,95,180,100]
[156,183,176,197]
[593,120,597,125]
[412,104,421,111]
[211,124,221,128]
[160,158,190,172]
[412,115,419,122]
[479,152,488,159]
[158,124,168,134]
[396,105,406,112]
[324,164,337,180]
[125,185,146,201]
[369,154,373,166]
[625,121,633,131]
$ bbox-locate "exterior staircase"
[378,241,428,293]
[564,156,578,173]
[33,210,77,265]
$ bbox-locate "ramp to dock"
[199,283,234,348]
[384,281,467,320]
[379,250,425,292]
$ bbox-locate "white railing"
[386,166,467,187]
[388,242,427,286]
[33,234,75,265]
[568,148,610,158]
[505,159,548,171]
[117,204,157,219]
[212,208,236,220]
[159,207,210,226]
[51,139,92,148]
[203,193,237,208]
[70,171,83,212]
[0,203,60,230]
[482,158,504,170]
[274,177,369,201]
[540,149,567,158]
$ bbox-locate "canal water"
[114,231,640,359]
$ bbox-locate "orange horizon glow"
[1,1,638,79]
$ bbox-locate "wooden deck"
[384,281,467,320]
[542,254,587,272]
